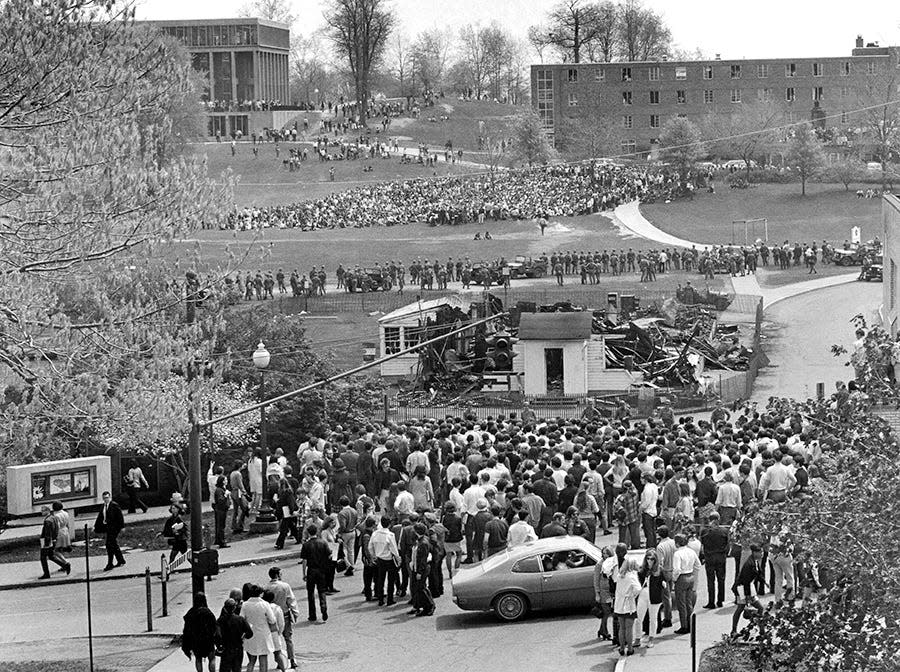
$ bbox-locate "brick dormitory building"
[531,36,900,158]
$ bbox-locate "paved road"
[752,280,881,403]
[4,528,743,672]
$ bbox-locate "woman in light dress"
[241,584,277,672]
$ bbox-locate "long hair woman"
[635,548,665,648]
[613,557,642,657]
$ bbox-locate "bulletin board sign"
[31,466,96,505]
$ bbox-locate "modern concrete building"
[145,18,292,137]
[532,36,900,156]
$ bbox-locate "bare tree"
[527,24,551,63]
[543,0,604,64]
[290,32,336,107]
[411,28,452,93]
[590,0,618,62]
[557,113,621,159]
[702,101,780,179]
[386,31,415,101]
[459,24,489,98]
[481,24,514,101]
[323,0,395,125]
[239,0,296,27]
[616,0,671,62]
[855,64,900,190]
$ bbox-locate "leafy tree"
[823,155,866,191]
[659,116,703,186]
[785,123,826,195]
[0,0,230,486]
[324,0,395,126]
[509,109,556,167]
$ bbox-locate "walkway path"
[612,200,861,306]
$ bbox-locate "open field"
[180,214,671,276]
[189,141,482,207]
[641,182,881,246]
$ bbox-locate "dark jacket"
[329,467,354,505]
[532,478,558,508]
[216,612,252,653]
[699,525,730,562]
[94,501,125,536]
[357,449,375,494]
[736,557,765,597]
[374,467,400,493]
[182,605,218,657]
[695,477,718,507]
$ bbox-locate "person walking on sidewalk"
[266,567,300,670]
[217,597,253,672]
[731,543,766,635]
[230,461,249,534]
[162,503,188,563]
[700,511,730,608]
[672,533,701,634]
[39,504,71,578]
[181,592,218,672]
[123,460,149,514]
[300,524,331,622]
[94,491,126,570]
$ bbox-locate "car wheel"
[493,592,529,622]
[838,256,852,266]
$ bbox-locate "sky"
[134,0,900,60]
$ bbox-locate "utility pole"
[185,271,205,603]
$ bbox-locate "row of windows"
[162,24,258,48]
[610,109,853,131]
[566,86,849,106]
[566,60,878,84]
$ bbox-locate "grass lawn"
[189,141,480,207]
[179,214,674,278]
[388,99,524,151]
[641,182,881,246]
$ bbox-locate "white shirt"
[448,487,465,515]
[640,482,659,517]
[462,485,486,516]
[507,520,537,547]
[672,545,701,579]
[394,491,415,515]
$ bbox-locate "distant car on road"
[451,535,643,622]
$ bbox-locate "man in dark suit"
[699,511,730,608]
[94,490,126,570]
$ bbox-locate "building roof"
[517,312,593,340]
[143,17,289,30]
[378,295,468,324]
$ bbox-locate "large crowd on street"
[166,387,845,669]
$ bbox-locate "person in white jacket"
[614,557,642,657]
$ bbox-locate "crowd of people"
[184,389,834,667]
[226,164,672,232]
[223,232,869,301]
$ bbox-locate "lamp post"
[249,341,278,532]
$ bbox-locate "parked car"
[451,535,643,622]
[506,255,547,279]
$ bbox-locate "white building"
[377,296,471,379]
[516,312,640,395]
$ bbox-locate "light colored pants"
[341,532,356,569]
[635,587,661,643]
[771,554,794,602]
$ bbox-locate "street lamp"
[249,341,278,532]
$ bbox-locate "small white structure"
[517,313,640,395]
[378,296,470,379]
[6,455,111,516]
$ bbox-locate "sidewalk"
[610,201,714,250]
[0,531,304,591]
[1,503,173,549]
[732,271,859,308]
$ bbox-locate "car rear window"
[480,551,510,572]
